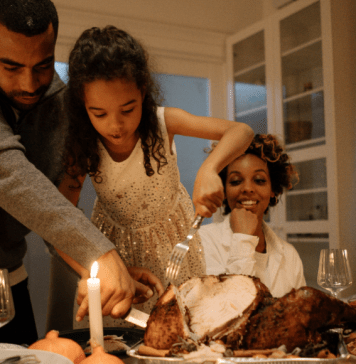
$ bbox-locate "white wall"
[53,0,263,35]
[329,0,356,295]
[52,0,264,120]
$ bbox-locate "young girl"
[60,25,254,328]
[200,134,306,297]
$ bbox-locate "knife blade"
[123,307,149,328]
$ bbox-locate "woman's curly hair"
[218,134,299,215]
[63,25,167,183]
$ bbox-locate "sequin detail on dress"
[73,107,206,329]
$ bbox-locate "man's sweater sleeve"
[0,119,114,271]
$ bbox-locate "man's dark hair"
[0,0,58,39]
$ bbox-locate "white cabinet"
[226,0,356,292]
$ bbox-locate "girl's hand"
[127,266,165,304]
[193,168,224,218]
[230,207,258,235]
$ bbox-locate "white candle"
[87,261,104,348]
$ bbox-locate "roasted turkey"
[144,274,272,349]
[243,286,356,352]
[144,274,356,352]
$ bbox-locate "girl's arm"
[165,107,254,217]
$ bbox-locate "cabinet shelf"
[233,62,265,84]
[235,104,267,118]
[280,1,321,53]
[285,136,326,151]
[282,38,322,75]
[281,38,323,98]
[287,237,328,244]
[287,187,327,196]
[282,39,322,77]
[283,86,323,103]
[232,30,265,74]
[283,90,325,144]
[281,37,322,59]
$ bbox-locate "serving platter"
[126,337,354,364]
[127,350,353,364]
[59,327,144,356]
[217,357,354,364]
[127,346,184,364]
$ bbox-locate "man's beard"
[0,84,50,111]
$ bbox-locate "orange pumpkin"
[29,330,86,363]
[81,339,125,364]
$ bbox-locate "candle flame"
[90,261,99,278]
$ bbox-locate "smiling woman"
[199,134,306,298]
[225,153,275,230]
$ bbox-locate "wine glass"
[317,249,353,299]
[0,269,15,328]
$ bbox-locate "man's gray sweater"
[0,72,114,273]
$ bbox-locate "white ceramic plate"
[0,343,25,350]
[0,348,72,364]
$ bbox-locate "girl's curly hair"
[218,134,299,215]
[63,25,167,183]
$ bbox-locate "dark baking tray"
[59,327,144,357]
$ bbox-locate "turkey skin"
[243,286,356,352]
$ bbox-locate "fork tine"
[165,254,175,279]
[165,261,173,279]
[170,257,180,280]
[166,252,180,280]
[171,257,183,280]
[170,246,188,279]
[166,253,178,279]
[166,215,204,280]
[176,250,188,276]
[173,252,184,277]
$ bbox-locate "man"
[0,0,163,345]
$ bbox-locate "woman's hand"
[128,267,165,304]
[192,168,224,218]
[230,207,259,236]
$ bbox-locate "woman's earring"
[270,196,278,206]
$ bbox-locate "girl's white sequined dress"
[73,107,206,329]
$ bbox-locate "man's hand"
[128,267,165,304]
[75,249,136,321]
[230,207,258,235]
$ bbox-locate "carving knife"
[123,307,149,328]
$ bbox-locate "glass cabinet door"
[279,1,328,229]
[280,1,325,148]
[227,0,346,291]
[277,0,331,289]
[232,30,268,135]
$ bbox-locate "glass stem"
[331,291,339,299]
